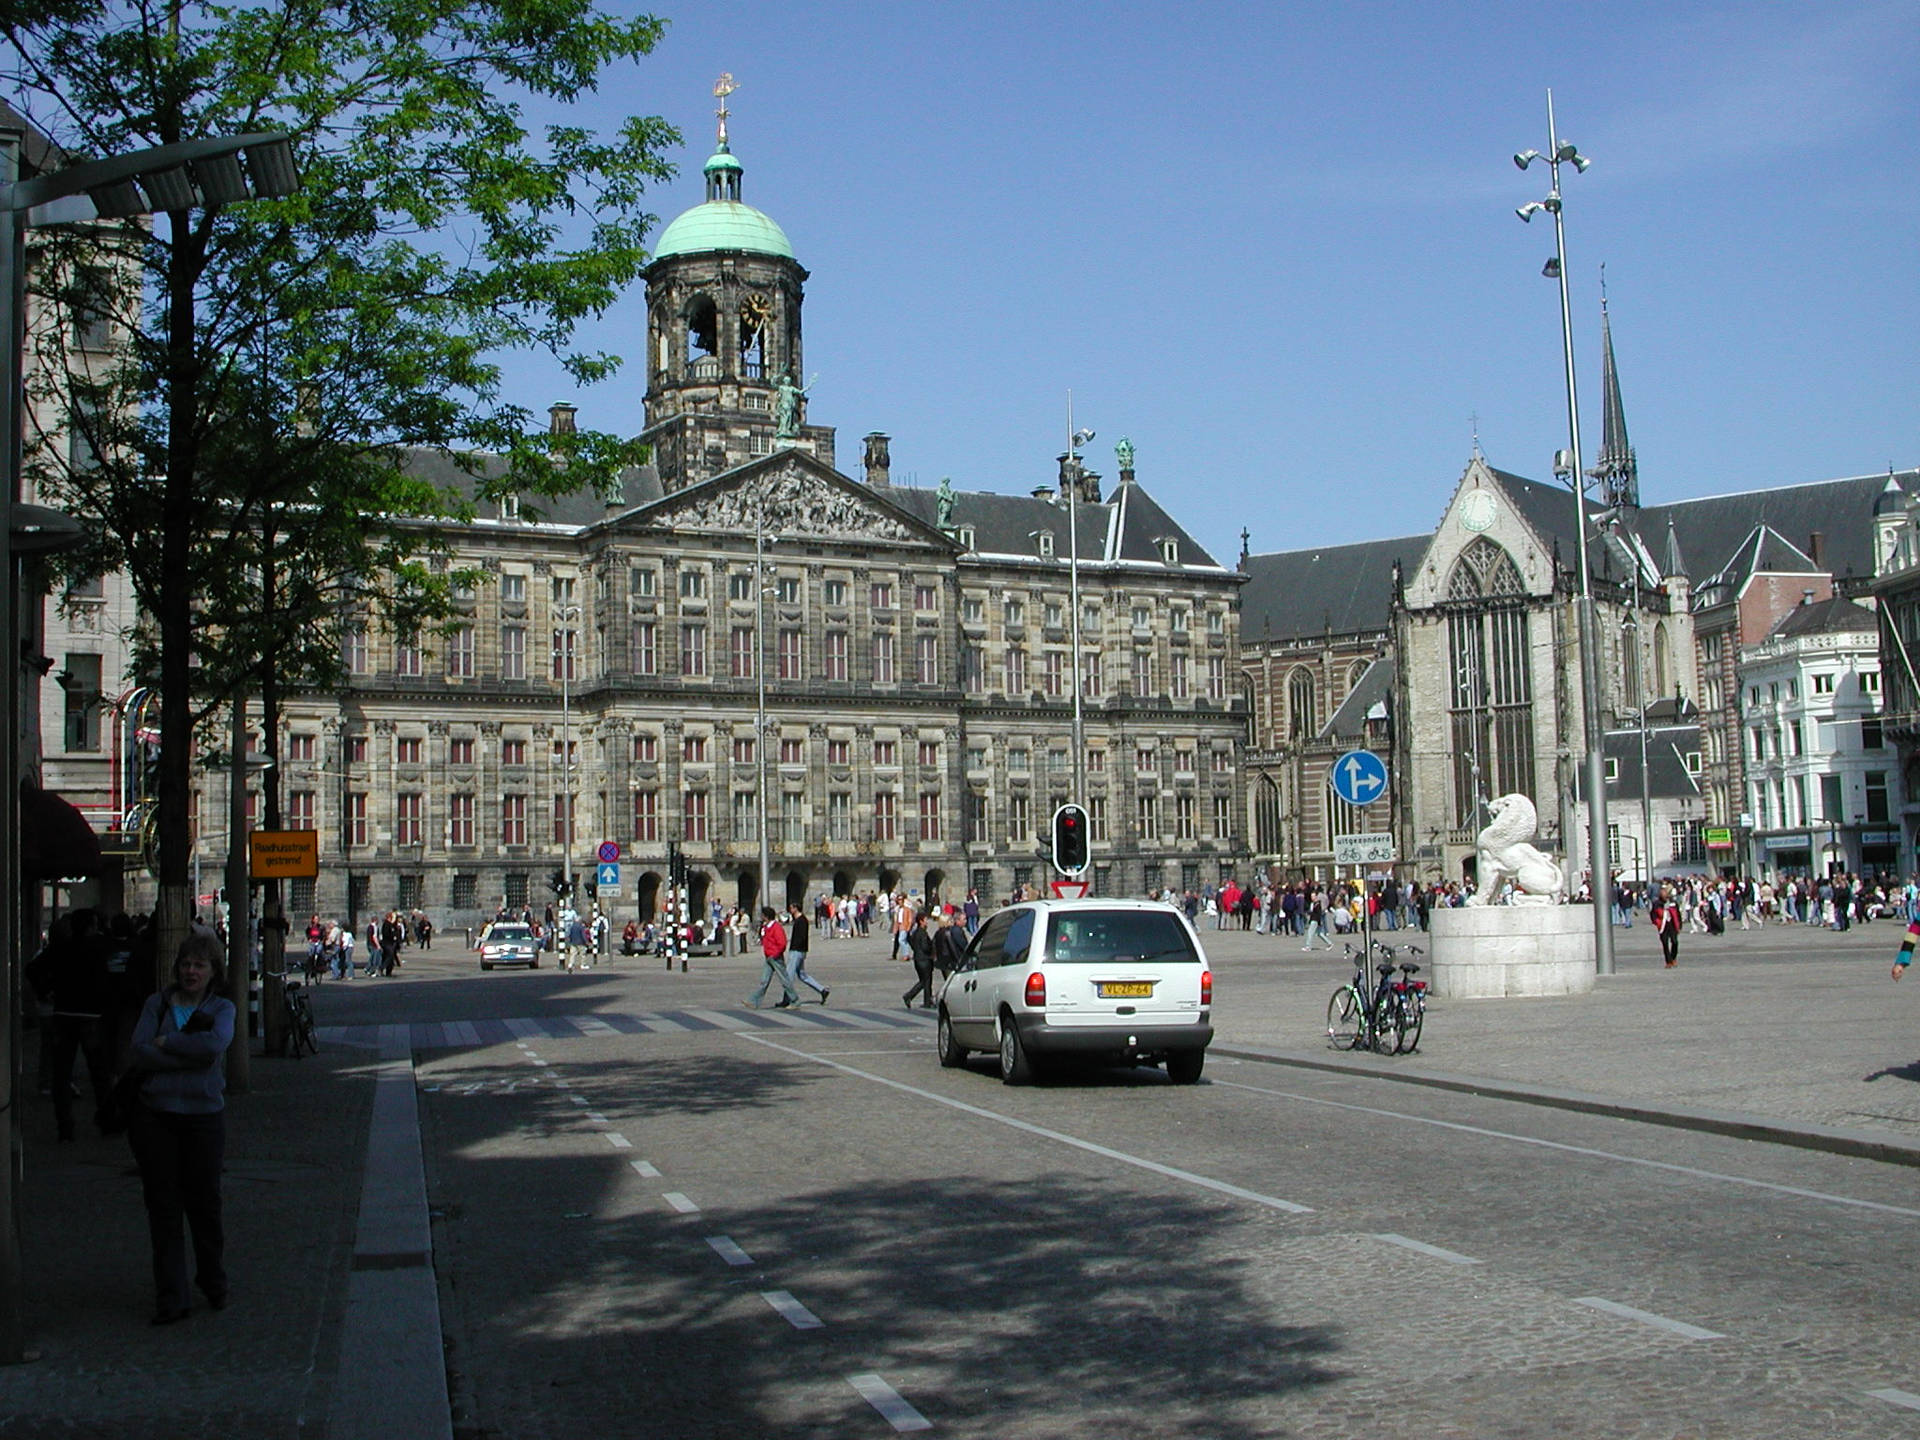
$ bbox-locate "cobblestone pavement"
[8,911,1917,1436]
[418,1004,1920,1437]
[1195,914,1920,1143]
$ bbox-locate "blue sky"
[518,0,1920,567]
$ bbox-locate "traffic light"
[549,869,572,897]
[1051,803,1090,875]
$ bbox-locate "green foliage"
[4,0,675,713]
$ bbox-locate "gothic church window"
[1287,669,1315,741]
[1444,538,1535,828]
[1255,777,1284,856]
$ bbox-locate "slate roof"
[393,445,1228,575]
[1239,535,1428,643]
[1324,657,1393,739]
[1594,724,1703,805]
[1769,595,1878,640]
[1242,464,1920,643]
[883,478,1226,573]
[1641,470,1919,585]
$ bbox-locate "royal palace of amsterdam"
[242,120,1250,927]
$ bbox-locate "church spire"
[1590,272,1639,510]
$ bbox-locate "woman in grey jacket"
[122,931,235,1325]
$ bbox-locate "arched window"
[1255,776,1285,856]
[684,294,719,367]
[1443,538,1534,828]
[1287,668,1316,741]
[1654,623,1672,699]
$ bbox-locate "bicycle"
[1373,941,1427,1054]
[1327,941,1426,1054]
[284,979,318,1058]
[1328,943,1394,1052]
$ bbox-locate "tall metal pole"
[755,473,771,913]
[1065,400,1086,808]
[1538,91,1615,974]
[0,125,25,1366]
[558,602,577,912]
[225,700,251,1092]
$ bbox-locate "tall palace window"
[1445,537,1535,829]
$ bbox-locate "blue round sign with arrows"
[1331,749,1389,807]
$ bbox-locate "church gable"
[623,451,950,549]
[1402,457,1558,610]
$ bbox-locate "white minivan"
[937,899,1214,1084]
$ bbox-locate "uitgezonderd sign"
[249,829,320,879]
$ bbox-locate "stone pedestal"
[1427,905,1596,999]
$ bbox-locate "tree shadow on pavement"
[422,1043,1342,1439]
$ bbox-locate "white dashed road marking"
[663,1192,700,1213]
[1573,1297,1725,1340]
[568,1095,589,1106]
[1374,1233,1481,1264]
[629,1160,661,1178]
[585,1111,608,1124]
[848,1374,932,1433]
[705,1235,753,1266]
[604,1133,633,1149]
[737,1033,1314,1215]
[761,1290,823,1329]
[1213,1078,1920,1220]
[1870,1388,1920,1412]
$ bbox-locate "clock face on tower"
[1458,490,1498,532]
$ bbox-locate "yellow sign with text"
[249,829,320,879]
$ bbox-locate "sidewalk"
[7,1034,379,1438]
[1196,911,1920,1163]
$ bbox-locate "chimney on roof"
[862,432,891,488]
[548,402,577,436]
[1802,589,1816,606]
[1808,531,1826,569]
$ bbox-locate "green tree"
[3,0,677,967]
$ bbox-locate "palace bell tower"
[641,76,833,492]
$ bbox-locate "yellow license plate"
[1097,982,1154,999]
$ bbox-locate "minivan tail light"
[1200,969,1212,1006]
[1024,971,1046,1007]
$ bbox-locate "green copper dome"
[652,145,794,261]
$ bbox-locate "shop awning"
[20,781,103,878]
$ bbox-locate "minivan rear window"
[1043,911,1197,964]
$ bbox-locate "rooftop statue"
[937,476,955,529]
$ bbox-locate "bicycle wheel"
[1371,991,1404,1054]
[287,998,313,1058]
[1397,994,1424,1054]
[1327,987,1363,1049]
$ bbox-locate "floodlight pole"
[1521,91,1615,975]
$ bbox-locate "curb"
[1213,1042,1920,1169]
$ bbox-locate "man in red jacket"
[745,906,797,1009]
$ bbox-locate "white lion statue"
[1465,793,1566,905]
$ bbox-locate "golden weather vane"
[713,72,737,146]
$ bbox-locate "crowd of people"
[302,909,434,980]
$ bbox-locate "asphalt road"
[312,931,1920,1438]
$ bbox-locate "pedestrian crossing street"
[318,1004,936,1052]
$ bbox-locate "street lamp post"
[754,472,772,915]
[1516,92,1615,976]
[555,600,581,915]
